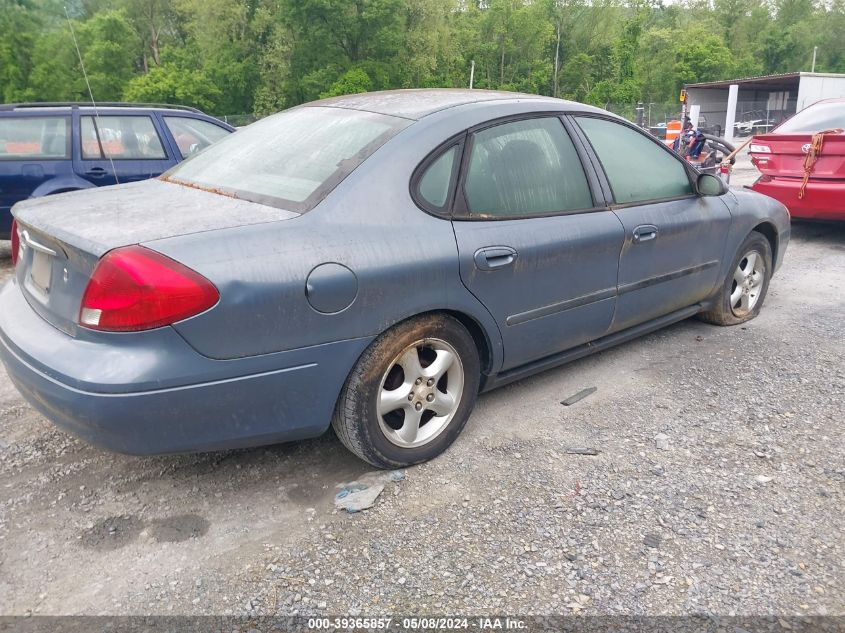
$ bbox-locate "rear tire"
[699,231,772,326]
[332,313,480,468]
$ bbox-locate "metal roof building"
[684,72,845,141]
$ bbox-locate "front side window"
[576,116,693,205]
[0,117,69,160]
[163,116,231,159]
[81,115,167,160]
[463,117,593,218]
[164,106,411,212]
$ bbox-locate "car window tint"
[81,115,166,160]
[164,106,411,212]
[418,145,457,209]
[576,117,692,204]
[163,116,231,159]
[464,117,592,218]
[0,117,69,160]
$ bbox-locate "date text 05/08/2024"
[307,617,527,630]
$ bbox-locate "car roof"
[305,89,586,120]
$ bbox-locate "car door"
[0,114,71,235]
[75,114,173,186]
[571,115,732,333]
[443,116,625,371]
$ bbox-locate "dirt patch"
[79,515,144,551]
[145,514,210,543]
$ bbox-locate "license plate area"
[30,250,53,295]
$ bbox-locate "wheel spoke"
[422,349,455,380]
[739,292,751,311]
[744,252,757,275]
[397,406,423,444]
[379,385,412,416]
[733,267,746,286]
[428,391,456,417]
[730,285,743,307]
[397,348,424,380]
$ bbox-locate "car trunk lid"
[750,132,845,179]
[12,179,297,336]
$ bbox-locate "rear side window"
[418,145,458,210]
[463,117,593,218]
[81,115,167,160]
[0,117,69,160]
[576,117,692,204]
[164,106,411,213]
[163,116,230,159]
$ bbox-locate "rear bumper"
[751,177,845,221]
[0,280,372,454]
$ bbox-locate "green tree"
[320,67,373,97]
[0,0,41,102]
[76,9,138,100]
[122,62,220,110]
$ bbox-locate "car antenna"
[64,4,119,184]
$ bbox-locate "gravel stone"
[0,219,843,616]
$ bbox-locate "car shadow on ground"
[790,219,845,244]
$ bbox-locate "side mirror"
[697,172,728,196]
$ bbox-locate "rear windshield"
[0,116,70,160]
[163,106,411,212]
[776,101,845,134]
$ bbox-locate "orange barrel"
[665,120,682,143]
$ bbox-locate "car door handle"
[474,246,518,271]
[632,225,659,243]
[85,167,108,177]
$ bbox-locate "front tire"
[699,231,772,326]
[332,313,480,468]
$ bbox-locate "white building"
[684,72,845,142]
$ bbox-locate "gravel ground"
[0,188,843,618]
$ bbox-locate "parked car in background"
[0,103,234,238]
[750,98,845,220]
[0,90,789,468]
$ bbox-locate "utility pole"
[811,46,818,72]
[553,22,561,98]
[469,60,475,89]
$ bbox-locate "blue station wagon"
[0,103,234,238]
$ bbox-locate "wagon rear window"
[0,117,70,160]
[163,106,411,212]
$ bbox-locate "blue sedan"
[0,90,790,467]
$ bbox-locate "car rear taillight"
[749,144,771,153]
[79,245,219,332]
[10,219,20,267]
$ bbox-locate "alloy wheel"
[730,250,765,316]
[377,338,464,448]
